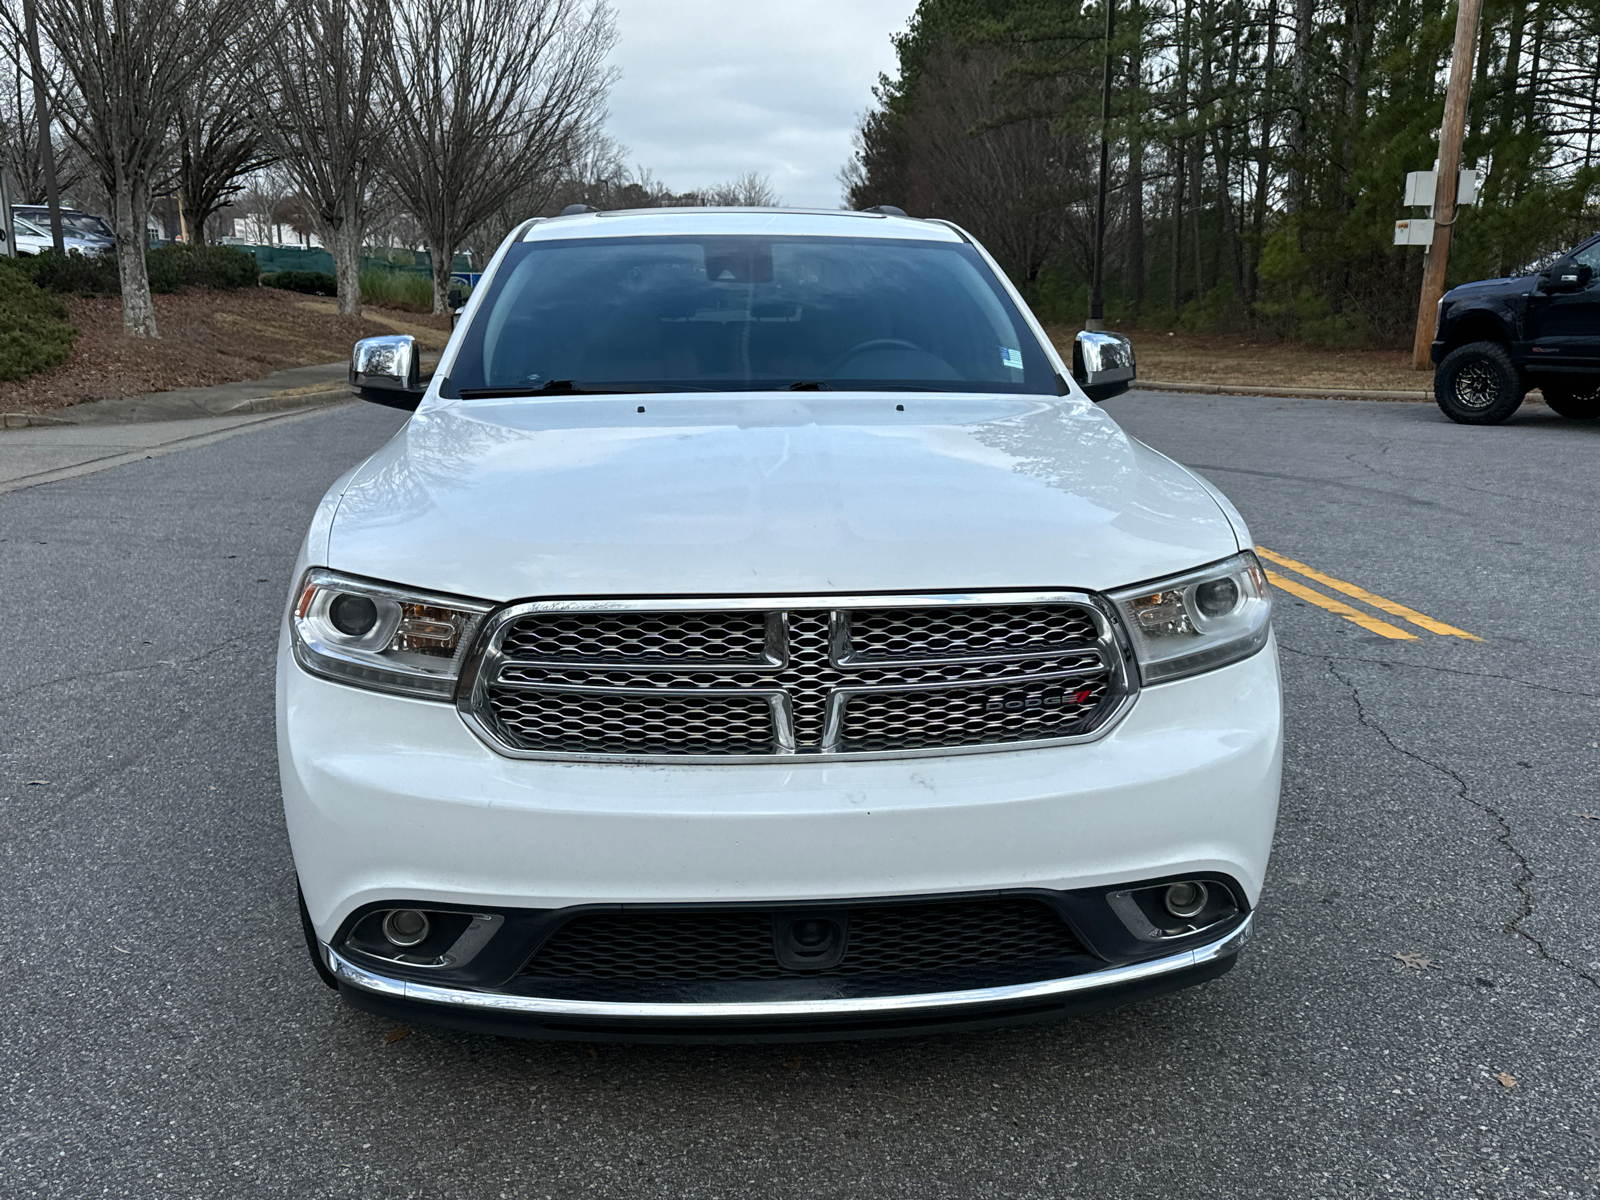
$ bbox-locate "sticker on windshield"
[1000,347,1024,370]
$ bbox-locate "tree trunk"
[1498,0,1525,172]
[1287,0,1313,218]
[1171,140,1186,310]
[327,192,364,317]
[113,166,159,339]
[430,239,453,314]
[1249,0,1280,307]
[1126,4,1146,314]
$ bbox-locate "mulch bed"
[1047,325,1434,393]
[0,287,451,413]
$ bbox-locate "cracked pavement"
[2,391,1597,1198]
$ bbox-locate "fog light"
[1164,881,1209,919]
[382,908,430,947]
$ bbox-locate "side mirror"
[1540,263,1592,292]
[1072,330,1137,402]
[450,307,464,330]
[350,334,424,411]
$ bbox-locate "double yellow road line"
[1256,546,1482,642]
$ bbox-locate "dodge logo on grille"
[985,685,1094,714]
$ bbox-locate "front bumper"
[328,916,1252,1042]
[279,630,1280,1033]
[280,634,1281,930]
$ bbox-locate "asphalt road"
[3,391,1597,1199]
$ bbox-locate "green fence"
[240,244,472,277]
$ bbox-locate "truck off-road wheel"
[1434,342,1526,425]
[1538,381,1600,419]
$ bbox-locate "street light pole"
[21,0,65,255]
[1410,0,1484,370]
[1088,0,1116,332]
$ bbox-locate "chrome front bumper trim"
[327,914,1251,1022]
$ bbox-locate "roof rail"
[858,205,909,217]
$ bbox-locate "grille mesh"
[485,688,776,756]
[839,676,1112,752]
[847,605,1099,661]
[501,610,769,663]
[475,599,1123,758]
[522,899,1085,984]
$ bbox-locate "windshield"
[443,234,1056,396]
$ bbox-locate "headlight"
[289,569,493,699]
[1109,552,1272,683]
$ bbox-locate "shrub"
[361,268,434,312]
[27,244,261,296]
[0,258,78,381]
[262,269,338,296]
[29,248,121,296]
[147,244,260,292]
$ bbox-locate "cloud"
[604,0,912,209]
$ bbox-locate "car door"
[1527,237,1600,369]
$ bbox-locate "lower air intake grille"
[519,898,1088,999]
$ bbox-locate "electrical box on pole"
[1402,168,1477,209]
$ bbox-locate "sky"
[603,0,916,210]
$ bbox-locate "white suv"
[279,207,1280,1041]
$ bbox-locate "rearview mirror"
[350,334,424,411]
[1073,331,1137,402]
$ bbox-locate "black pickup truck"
[1432,233,1600,424]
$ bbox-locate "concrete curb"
[1134,379,1435,402]
[3,361,353,428]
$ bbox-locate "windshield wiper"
[788,380,829,390]
[457,381,650,398]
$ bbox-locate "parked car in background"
[282,206,1277,1042]
[10,206,116,255]
[1431,233,1600,423]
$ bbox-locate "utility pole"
[1411,0,1484,369]
[1087,0,1116,331]
[21,0,65,255]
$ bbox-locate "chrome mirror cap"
[351,334,419,392]
[1073,331,1136,402]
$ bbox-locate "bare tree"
[383,0,617,311]
[466,131,626,262]
[699,171,780,207]
[0,33,82,205]
[237,165,294,244]
[172,43,278,246]
[263,0,390,315]
[22,0,259,337]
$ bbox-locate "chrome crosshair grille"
[458,593,1136,761]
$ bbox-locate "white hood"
[324,393,1239,601]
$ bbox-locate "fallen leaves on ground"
[1048,325,1433,392]
[383,1027,411,1045]
[0,288,450,413]
[1395,951,1431,970]
[1573,811,1600,821]
[1497,1072,1517,1088]
[785,1054,803,1073]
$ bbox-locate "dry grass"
[0,288,452,413]
[1045,325,1434,392]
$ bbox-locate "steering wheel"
[825,338,925,376]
